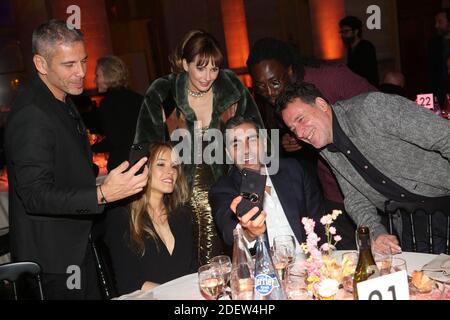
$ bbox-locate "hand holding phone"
[236,168,267,220]
[128,143,149,175]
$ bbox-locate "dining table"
[116,250,450,300]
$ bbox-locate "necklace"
[188,87,210,98]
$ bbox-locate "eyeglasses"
[253,79,283,94]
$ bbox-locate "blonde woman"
[103,142,195,295]
[93,55,143,172]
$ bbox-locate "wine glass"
[273,235,296,267]
[372,243,394,276]
[198,263,224,300]
[341,251,358,293]
[391,257,407,273]
[271,246,290,288]
[373,251,392,276]
[211,255,232,297]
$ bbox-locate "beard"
[342,36,356,47]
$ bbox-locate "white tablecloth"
[116,251,439,300]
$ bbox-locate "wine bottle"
[254,234,286,300]
[353,225,380,299]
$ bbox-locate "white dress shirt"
[243,167,300,250]
[263,171,300,249]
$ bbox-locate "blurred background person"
[92,55,143,172]
[339,16,380,87]
[379,71,407,97]
[133,30,264,265]
[103,142,195,295]
[428,8,450,105]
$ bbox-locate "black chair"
[89,234,118,299]
[384,200,450,254]
[0,261,44,300]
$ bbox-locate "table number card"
[416,93,434,110]
[356,270,410,300]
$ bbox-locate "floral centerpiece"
[299,210,344,298]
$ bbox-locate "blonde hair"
[169,29,223,73]
[128,142,189,256]
[96,55,129,89]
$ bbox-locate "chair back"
[0,261,44,299]
[384,200,450,254]
[89,234,118,299]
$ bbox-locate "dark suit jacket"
[209,158,325,246]
[5,76,104,274]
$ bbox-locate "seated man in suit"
[209,116,326,248]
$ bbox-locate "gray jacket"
[320,92,450,241]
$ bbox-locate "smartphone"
[236,168,267,220]
[128,143,149,175]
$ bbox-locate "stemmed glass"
[271,245,290,288]
[198,262,225,300]
[273,235,296,267]
[211,255,232,297]
[341,251,358,293]
[371,243,393,276]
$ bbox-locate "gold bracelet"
[98,184,108,204]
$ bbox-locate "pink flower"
[307,232,319,243]
[302,217,316,235]
[334,235,342,242]
[320,214,333,225]
[331,210,342,220]
[320,243,330,252]
[329,226,336,235]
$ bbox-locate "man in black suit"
[5,20,149,299]
[209,116,325,248]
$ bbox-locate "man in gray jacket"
[277,82,450,254]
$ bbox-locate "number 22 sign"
[356,270,410,300]
[416,93,434,110]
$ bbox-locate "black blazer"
[209,158,325,246]
[5,76,103,274]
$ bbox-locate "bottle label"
[255,274,274,296]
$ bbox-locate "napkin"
[421,253,450,283]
